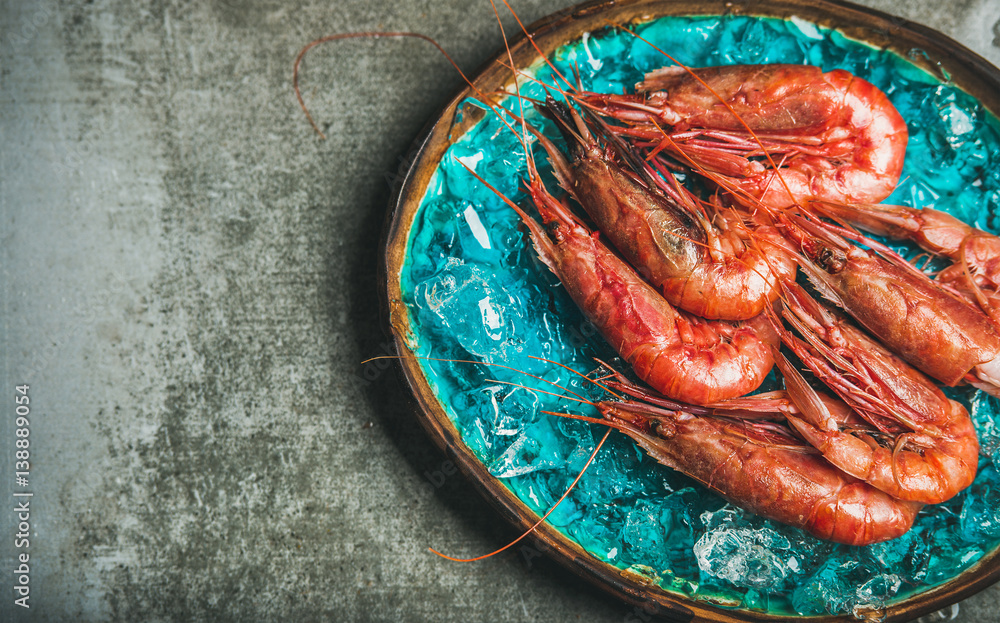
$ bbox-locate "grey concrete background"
[2,0,1000,621]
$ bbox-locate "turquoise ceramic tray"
[382,1,1000,620]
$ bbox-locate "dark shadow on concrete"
[337,104,630,616]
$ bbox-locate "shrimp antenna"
[362,354,594,404]
[487,0,534,160]
[365,350,628,564]
[532,97,735,263]
[497,0,577,93]
[485,379,598,407]
[369,354,625,564]
[293,32,477,139]
[527,355,623,400]
[294,29,533,148]
[628,119,797,297]
[429,426,612,562]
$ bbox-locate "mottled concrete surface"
[1,0,1000,621]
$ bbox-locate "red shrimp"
[534,99,797,321]
[609,65,1000,394]
[771,281,979,504]
[593,399,921,545]
[772,209,1000,391]
[815,200,1000,324]
[472,159,776,404]
[582,64,907,209]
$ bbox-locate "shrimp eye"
[653,419,677,439]
[817,247,847,273]
[545,222,566,242]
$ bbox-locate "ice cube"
[416,259,526,362]
[693,507,792,591]
[495,386,541,437]
[863,524,930,584]
[792,559,853,615]
[740,588,770,611]
[794,556,903,618]
[915,87,988,184]
[852,572,901,620]
[442,124,526,207]
[489,417,568,478]
[617,491,703,575]
[621,498,670,571]
[567,502,625,563]
[452,385,502,459]
[408,199,464,282]
[937,95,977,149]
[971,392,1000,465]
[630,17,720,71]
[576,435,657,505]
[660,488,701,578]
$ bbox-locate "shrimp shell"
[583,64,907,208]
[599,400,922,546]
[773,283,980,504]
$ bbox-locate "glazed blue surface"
[399,14,1000,617]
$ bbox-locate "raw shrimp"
[774,209,1000,390]
[815,200,1000,323]
[535,99,797,321]
[772,281,979,504]
[593,398,921,545]
[471,157,776,404]
[582,64,907,209]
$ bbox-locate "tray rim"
[378,1,1000,620]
